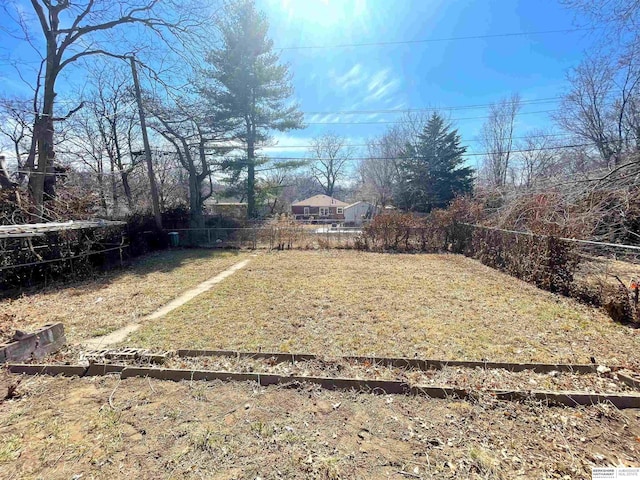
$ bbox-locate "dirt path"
[83,258,251,349]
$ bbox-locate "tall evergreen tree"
[203,0,303,219]
[395,113,473,212]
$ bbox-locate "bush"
[462,227,578,295]
[162,206,190,229]
[356,212,427,252]
[125,213,168,257]
[204,215,244,229]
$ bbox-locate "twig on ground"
[396,470,421,478]
[147,376,156,394]
[108,378,121,409]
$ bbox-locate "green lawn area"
[127,250,639,366]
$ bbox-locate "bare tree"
[1,0,206,212]
[149,149,188,212]
[0,98,34,181]
[513,130,562,188]
[359,126,404,206]
[259,165,293,215]
[309,133,354,197]
[61,67,147,217]
[65,107,112,214]
[149,100,227,228]
[555,53,640,167]
[355,111,434,206]
[88,67,142,213]
[480,93,521,188]
[561,0,640,53]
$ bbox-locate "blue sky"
[0,0,598,168]
[259,0,597,166]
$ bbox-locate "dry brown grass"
[0,249,246,342]
[128,250,640,367]
[1,372,638,479]
[3,250,640,479]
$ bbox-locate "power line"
[0,130,599,173]
[305,109,559,125]
[0,27,599,63]
[11,141,604,179]
[277,27,598,50]
[2,96,559,119]
[303,97,562,115]
[260,133,577,150]
[228,142,610,161]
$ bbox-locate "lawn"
[1,371,638,479]
[0,249,246,342]
[2,249,640,479]
[128,250,640,367]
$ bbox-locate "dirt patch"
[0,371,639,479]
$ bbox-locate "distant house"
[291,194,348,222]
[344,201,380,226]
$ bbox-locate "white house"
[344,201,380,226]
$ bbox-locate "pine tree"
[395,113,473,212]
[203,0,303,219]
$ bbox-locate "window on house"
[319,207,329,216]
[304,207,309,215]
[336,207,343,214]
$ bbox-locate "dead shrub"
[464,228,578,295]
[357,212,428,252]
[0,225,127,293]
[602,286,635,324]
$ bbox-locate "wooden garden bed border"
[7,363,640,409]
[176,349,600,374]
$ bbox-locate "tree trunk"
[30,30,59,215]
[121,171,133,212]
[97,170,108,215]
[247,136,256,219]
[130,56,162,229]
[29,115,56,213]
[110,156,118,216]
[189,169,204,229]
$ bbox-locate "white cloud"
[332,64,364,90]
[364,69,401,103]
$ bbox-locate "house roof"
[291,194,348,208]
[345,201,376,209]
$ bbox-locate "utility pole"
[130,56,162,230]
